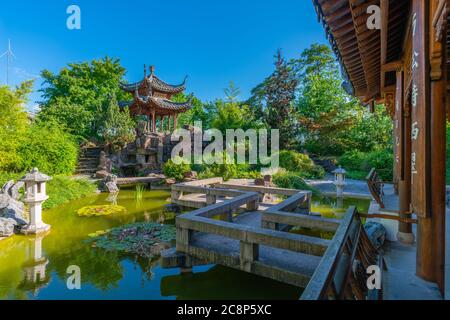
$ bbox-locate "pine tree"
[100,94,136,150]
[263,50,298,149]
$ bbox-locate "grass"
[135,184,145,201]
[44,176,98,209]
[1,172,98,210]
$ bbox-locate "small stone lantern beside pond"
[20,168,52,235]
[333,166,346,197]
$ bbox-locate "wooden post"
[246,199,259,211]
[426,0,447,293]
[415,0,446,293]
[176,227,192,252]
[151,110,156,133]
[174,114,178,130]
[206,194,217,205]
[240,241,259,272]
[396,70,414,243]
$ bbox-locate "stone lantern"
[20,168,52,235]
[332,166,347,197]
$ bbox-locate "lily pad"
[77,205,127,217]
[85,222,176,259]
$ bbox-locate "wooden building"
[313,0,448,294]
[120,65,192,133]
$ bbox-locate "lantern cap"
[20,168,52,183]
[332,166,346,175]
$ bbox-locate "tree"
[295,44,392,156]
[171,92,213,129]
[99,94,136,151]
[295,44,360,155]
[248,50,298,149]
[224,81,241,103]
[38,57,129,140]
[0,83,32,172]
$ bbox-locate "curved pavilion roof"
[119,65,192,116]
[120,67,187,95]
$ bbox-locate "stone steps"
[76,147,101,176]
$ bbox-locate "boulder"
[97,151,112,173]
[165,178,176,186]
[95,170,110,179]
[183,171,198,180]
[9,181,24,200]
[1,180,14,194]
[364,221,387,249]
[0,194,27,226]
[264,175,273,183]
[0,217,16,238]
[254,178,266,186]
[100,174,119,193]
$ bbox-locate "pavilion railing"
[300,206,385,300]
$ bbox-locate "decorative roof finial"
[150,65,155,75]
[144,64,147,77]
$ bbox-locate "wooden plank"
[410,0,430,218]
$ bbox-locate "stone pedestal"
[21,199,51,235]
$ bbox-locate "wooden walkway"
[162,178,383,299]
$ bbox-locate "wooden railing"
[366,168,385,208]
[176,190,330,283]
[300,206,385,300]
[261,192,341,232]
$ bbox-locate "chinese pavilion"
[119,65,192,133]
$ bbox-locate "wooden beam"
[381,60,403,72]
[380,0,389,90]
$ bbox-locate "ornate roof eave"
[147,75,188,94]
[120,75,188,95]
[150,95,192,112]
[119,94,192,114]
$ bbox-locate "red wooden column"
[428,0,447,294]
[151,110,156,133]
[411,0,433,281]
[396,69,414,244]
[413,0,447,294]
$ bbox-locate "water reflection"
[18,233,50,296]
[0,190,355,300]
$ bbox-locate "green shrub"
[273,170,319,195]
[16,122,79,175]
[0,171,23,187]
[162,157,191,181]
[44,176,98,210]
[339,149,393,181]
[278,150,325,179]
[339,150,365,170]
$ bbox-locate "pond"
[0,190,301,300]
[0,190,370,300]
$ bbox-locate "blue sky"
[0,0,327,110]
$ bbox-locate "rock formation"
[0,181,27,237]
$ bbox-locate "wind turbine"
[0,40,16,85]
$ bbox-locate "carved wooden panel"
[410,0,431,218]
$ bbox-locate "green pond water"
[0,190,370,300]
